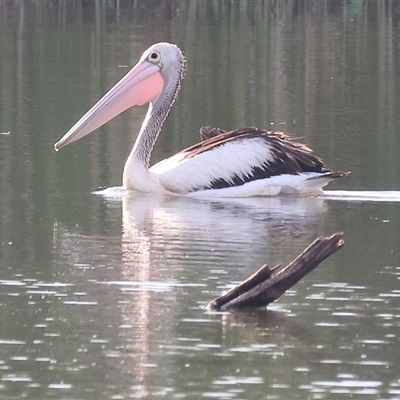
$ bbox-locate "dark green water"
[1,1,400,399]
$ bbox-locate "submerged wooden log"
[206,232,344,311]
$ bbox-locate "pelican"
[54,42,349,198]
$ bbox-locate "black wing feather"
[189,126,349,191]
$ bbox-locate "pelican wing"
[151,128,340,194]
[199,126,226,140]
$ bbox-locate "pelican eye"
[148,51,161,63]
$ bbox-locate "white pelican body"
[54,43,349,197]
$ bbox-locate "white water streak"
[322,190,400,202]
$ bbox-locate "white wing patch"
[150,138,274,194]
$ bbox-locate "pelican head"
[54,42,185,151]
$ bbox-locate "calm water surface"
[1,1,400,399]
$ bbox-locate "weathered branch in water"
[206,232,344,311]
